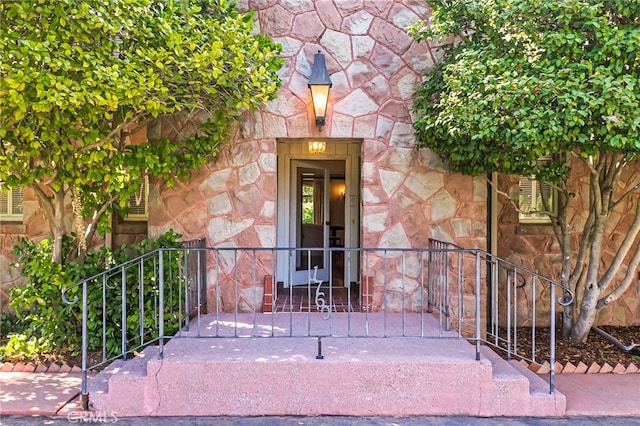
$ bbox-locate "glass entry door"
[290,160,330,286]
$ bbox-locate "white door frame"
[276,140,361,288]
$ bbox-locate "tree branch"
[78,112,148,152]
[596,241,640,310]
[600,153,624,212]
[591,155,604,215]
[584,153,598,175]
[84,192,120,245]
[488,175,559,217]
[569,209,594,289]
[160,107,206,142]
[121,121,149,140]
[611,179,640,209]
[545,181,565,245]
[31,183,56,235]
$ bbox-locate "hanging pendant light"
[308,50,332,131]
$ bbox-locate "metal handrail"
[61,238,206,409]
[428,238,574,393]
[62,240,572,409]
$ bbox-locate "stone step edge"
[518,359,640,374]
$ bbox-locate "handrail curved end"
[556,289,574,307]
[62,287,79,305]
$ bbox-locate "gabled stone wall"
[148,0,488,248]
[147,0,487,311]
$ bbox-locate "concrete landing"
[88,316,566,418]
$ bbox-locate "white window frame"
[518,176,554,224]
[518,155,556,224]
[0,186,24,222]
[125,177,148,221]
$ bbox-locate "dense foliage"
[1,230,185,362]
[0,0,282,262]
[412,0,639,177]
[410,0,640,341]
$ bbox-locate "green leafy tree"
[0,0,282,263]
[410,0,640,342]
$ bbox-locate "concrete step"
[478,345,531,416]
[88,346,160,414]
[87,337,565,417]
[479,346,565,416]
[508,358,567,416]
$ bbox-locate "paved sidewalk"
[0,372,82,416]
[551,374,640,416]
[1,414,640,425]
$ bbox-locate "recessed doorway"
[275,140,361,294]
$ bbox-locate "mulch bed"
[496,325,640,367]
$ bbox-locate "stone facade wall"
[148,0,487,311]
[497,159,640,327]
[3,1,636,327]
[0,187,48,310]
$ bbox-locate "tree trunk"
[562,301,574,339]
[570,281,601,342]
[557,187,576,339]
[52,189,67,264]
[560,257,575,338]
[570,208,608,342]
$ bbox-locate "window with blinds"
[0,186,24,221]
[518,176,554,223]
[126,178,148,220]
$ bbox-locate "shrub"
[1,230,184,363]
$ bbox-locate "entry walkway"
[0,372,83,416]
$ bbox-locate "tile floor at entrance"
[274,283,359,313]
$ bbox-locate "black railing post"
[316,337,324,359]
[550,281,556,394]
[121,267,127,359]
[158,249,164,359]
[81,279,89,410]
[475,251,481,361]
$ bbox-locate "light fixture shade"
[308,141,326,154]
[308,51,332,130]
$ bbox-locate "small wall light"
[308,50,332,131]
[308,141,326,154]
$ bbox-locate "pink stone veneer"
[147,1,487,313]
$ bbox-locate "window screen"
[519,176,553,223]
[0,186,23,220]
[126,178,148,220]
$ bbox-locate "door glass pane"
[297,168,325,271]
[301,182,314,224]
